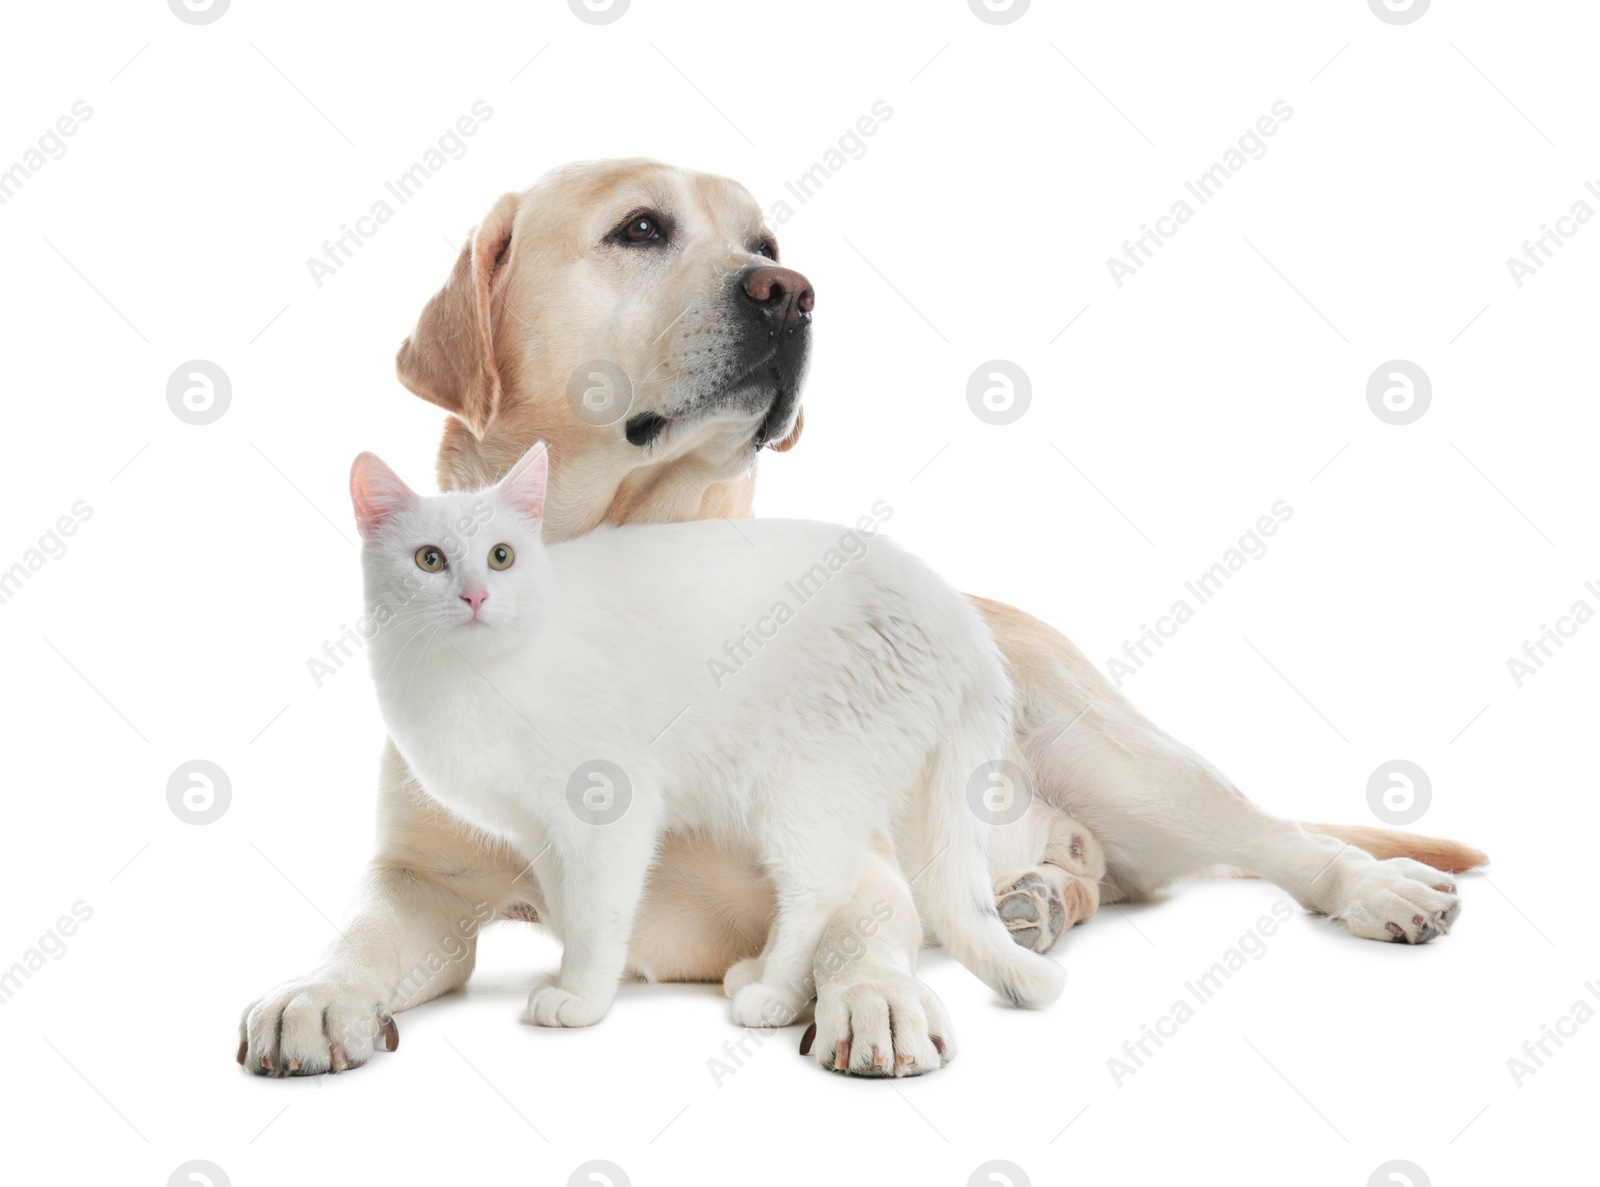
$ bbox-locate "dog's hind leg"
[974,595,1482,944]
[1028,713,1465,943]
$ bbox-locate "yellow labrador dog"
[240,159,1485,1078]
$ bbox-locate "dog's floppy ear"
[396,192,520,438]
[766,406,804,453]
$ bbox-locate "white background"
[0,1,1594,1184]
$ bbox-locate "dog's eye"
[619,214,663,244]
[755,240,778,261]
[415,546,446,573]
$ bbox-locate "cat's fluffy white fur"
[351,442,1065,1028]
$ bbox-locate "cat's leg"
[726,858,856,1030]
[240,742,524,1076]
[805,845,954,1077]
[523,806,662,1028]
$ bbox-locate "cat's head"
[350,441,554,657]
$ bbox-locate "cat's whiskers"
[369,608,437,638]
[363,610,436,657]
[376,615,449,686]
[400,623,445,690]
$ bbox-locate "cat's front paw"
[730,981,808,1028]
[522,975,610,1027]
[721,956,765,999]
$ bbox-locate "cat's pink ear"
[350,453,416,541]
[497,441,548,525]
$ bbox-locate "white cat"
[350,442,1064,1029]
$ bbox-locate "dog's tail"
[912,691,1066,1010]
[1300,822,1488,873]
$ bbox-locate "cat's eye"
[487,543,515,571]
[414,546,446,573]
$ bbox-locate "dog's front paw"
[239,974,397,1076]
[805,972,953,1077]
[522,975,610,1027]
[1333,857,1461,944]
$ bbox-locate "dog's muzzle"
[737,264,812,447]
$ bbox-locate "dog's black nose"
[740,265,814,327]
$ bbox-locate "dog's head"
[397,159,809,535]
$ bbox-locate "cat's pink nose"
[460,589,488,614]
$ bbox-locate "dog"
[239,159,1485,1078]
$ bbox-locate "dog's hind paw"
[1331,857,1461,944]
[995,865,1098,953]
[996,872,1064,952]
